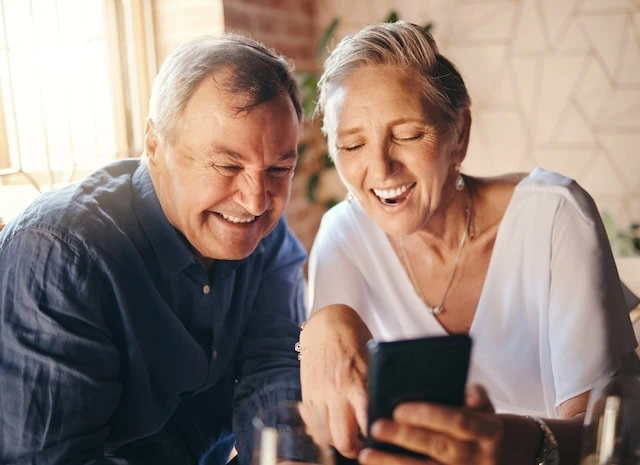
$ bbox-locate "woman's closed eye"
[337,143,364,153]
[394,133,424,142]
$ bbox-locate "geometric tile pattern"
[317,0,640,227]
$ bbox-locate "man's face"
[146,74,300,261]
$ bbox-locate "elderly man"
[0,35,304,465]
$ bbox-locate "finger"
[328,398,364,458]
[349,384,369,436]
[359,447,437,465]
[299,402,331,448]
[465,384,494,413]
[370,419,477,464]
[393,402,502,442]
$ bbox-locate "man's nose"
[237,171,269,216]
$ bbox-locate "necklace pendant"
[428,305,444,315]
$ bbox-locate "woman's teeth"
[373,183,412,199]
[219,213,257,224]
[372,182,414,204]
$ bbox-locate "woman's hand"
[299,304,373,458]
[359,384,503,465]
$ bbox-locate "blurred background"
[0,0,638,280]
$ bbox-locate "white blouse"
[308,168,637,417]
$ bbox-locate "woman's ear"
[453,108,472,164]
[144,119,159,164]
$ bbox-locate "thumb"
[465,384,494,413]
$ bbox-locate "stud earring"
[346,192,354,203]
[455,172,465,191]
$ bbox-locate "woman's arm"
[299,304,373,458]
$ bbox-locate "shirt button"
[212,350,218,360]
[202,284,211,294]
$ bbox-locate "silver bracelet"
[294,322,306,361]
[526,416,560,465]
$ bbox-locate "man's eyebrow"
[208,147,298,162]
[277,150,298,162]
[209,146,243,160]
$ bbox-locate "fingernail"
[370,421,382,436]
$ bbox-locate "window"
[0,0,155,224]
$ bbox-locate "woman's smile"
[371,181,416,206]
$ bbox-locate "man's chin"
[198,240,261,262]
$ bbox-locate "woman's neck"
[411,178,474,252]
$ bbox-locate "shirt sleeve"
[231,219,306,465]
[548,184,638,408]
[307,208,368,316]
[0,227,127,464]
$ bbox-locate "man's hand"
[299,304,373,458]
[359,384,503,465]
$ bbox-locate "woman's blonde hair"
[317,21,470,134]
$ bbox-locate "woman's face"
[324,65,466,237]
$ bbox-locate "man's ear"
[144,119,159,164]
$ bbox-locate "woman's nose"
[369,146,399,181]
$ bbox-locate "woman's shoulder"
[479,168,599,225]
[516,168,599,224]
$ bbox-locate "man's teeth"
[219,213,256,224]
[372,183,412,200]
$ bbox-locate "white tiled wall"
[316,0,640,228]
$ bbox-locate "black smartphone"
[366,334,472,458]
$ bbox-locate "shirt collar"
[132,160,262,279]
[133,161,196,278]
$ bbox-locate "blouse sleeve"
[548,183,637,407]
[307,207,368,317]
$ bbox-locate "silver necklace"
[399,204,472,315]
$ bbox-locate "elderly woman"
[300,21,638,465]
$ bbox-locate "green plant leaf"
[303,98,316,119]
[317,18,340,60]
[298,143,308,157]
[307,172,320,202]
[322,152,334,168]
[385,10,399,23]
[297,72,320,119]
[601,211,617,244]
[325,198,339,210]
[296,143,308,172]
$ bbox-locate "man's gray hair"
[149,34,303,143]
[317,21,470,134]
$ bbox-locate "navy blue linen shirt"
[0,159,306,465]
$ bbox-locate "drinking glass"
[252,401,335,465]
[579,375,640,465]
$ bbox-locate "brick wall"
[222,0,316,72]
